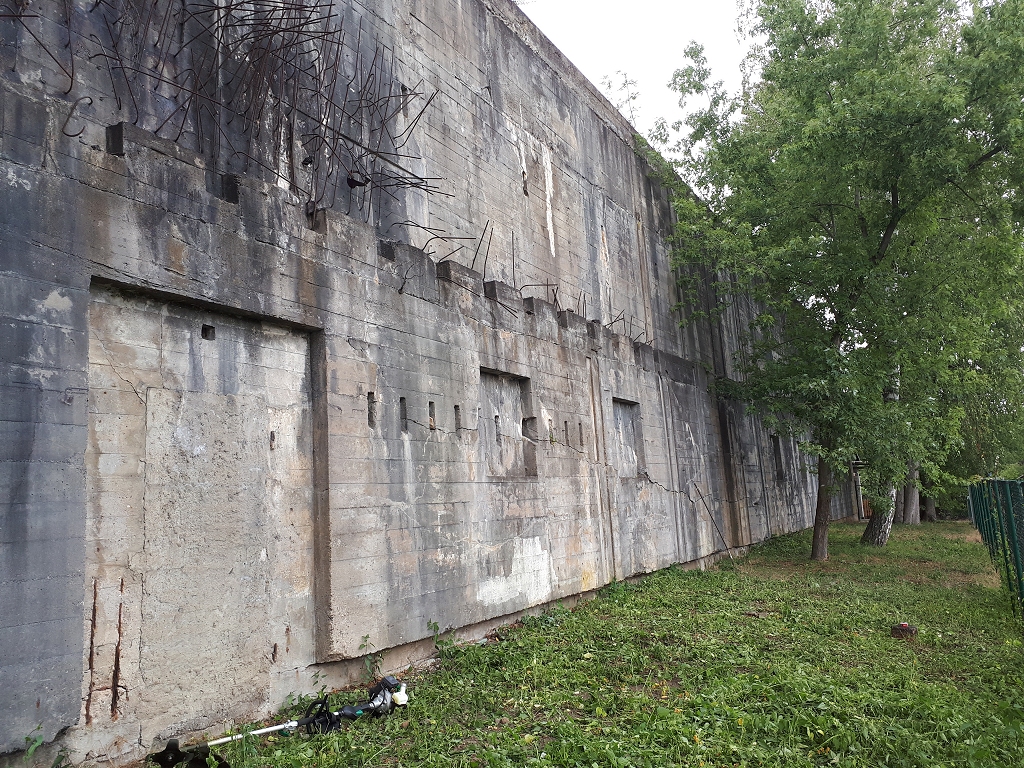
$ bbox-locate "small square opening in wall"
[220,173,240,204]
[201,324,216,340]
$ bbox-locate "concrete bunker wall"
[82,285,316,753]
[0,0,849,760]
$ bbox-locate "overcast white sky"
[518,0,749,134]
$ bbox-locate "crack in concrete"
[84,579,98,725]
[96,337,146,405]
[110,578,125,720]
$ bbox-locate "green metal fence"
[968,479,1024,617]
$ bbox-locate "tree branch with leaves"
[651,0,1024,559]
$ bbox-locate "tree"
[926,316,1024,512]
[652,0,1024,558]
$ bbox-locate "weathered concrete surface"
[72,286,314,759]
[0,0,849,760]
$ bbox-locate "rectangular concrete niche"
[771,434,785,483]
[612,398,646,478]
[84,284,315,747]
[478,370,537,478]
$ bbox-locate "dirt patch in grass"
[897,522,980,540]
[898,560,1002,589]
[733,560,831,580]
[734,552,879,579]
[740,546,1001,589]
[952,528,984,543]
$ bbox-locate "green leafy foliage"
[212,523,1024,767]
[649,0,1024,537]
[22,727,44,760]
[428,619,458,660]
[359,635,383,682]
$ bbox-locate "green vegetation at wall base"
[215,523,1024,768]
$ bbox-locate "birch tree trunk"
[904,464,920,525]
[861,486,897,546]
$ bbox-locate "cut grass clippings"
[215,522,1024,768]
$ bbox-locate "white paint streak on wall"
[598,225,612,320]
[476,536,552,608]
[513,128,529,193]
[542,144,557,261]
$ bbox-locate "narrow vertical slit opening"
[772,434,785,483]
[428,401,436,430]
[367,392,377,429]
[400,397,408,432]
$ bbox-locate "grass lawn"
[216,522,1024,768]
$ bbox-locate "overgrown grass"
[216,523,1024,768]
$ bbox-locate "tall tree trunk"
[904,463,920,525]
[923,495,937,522]
[894,482,905,524]
[861,486,897,546]
[811,456,833,561]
